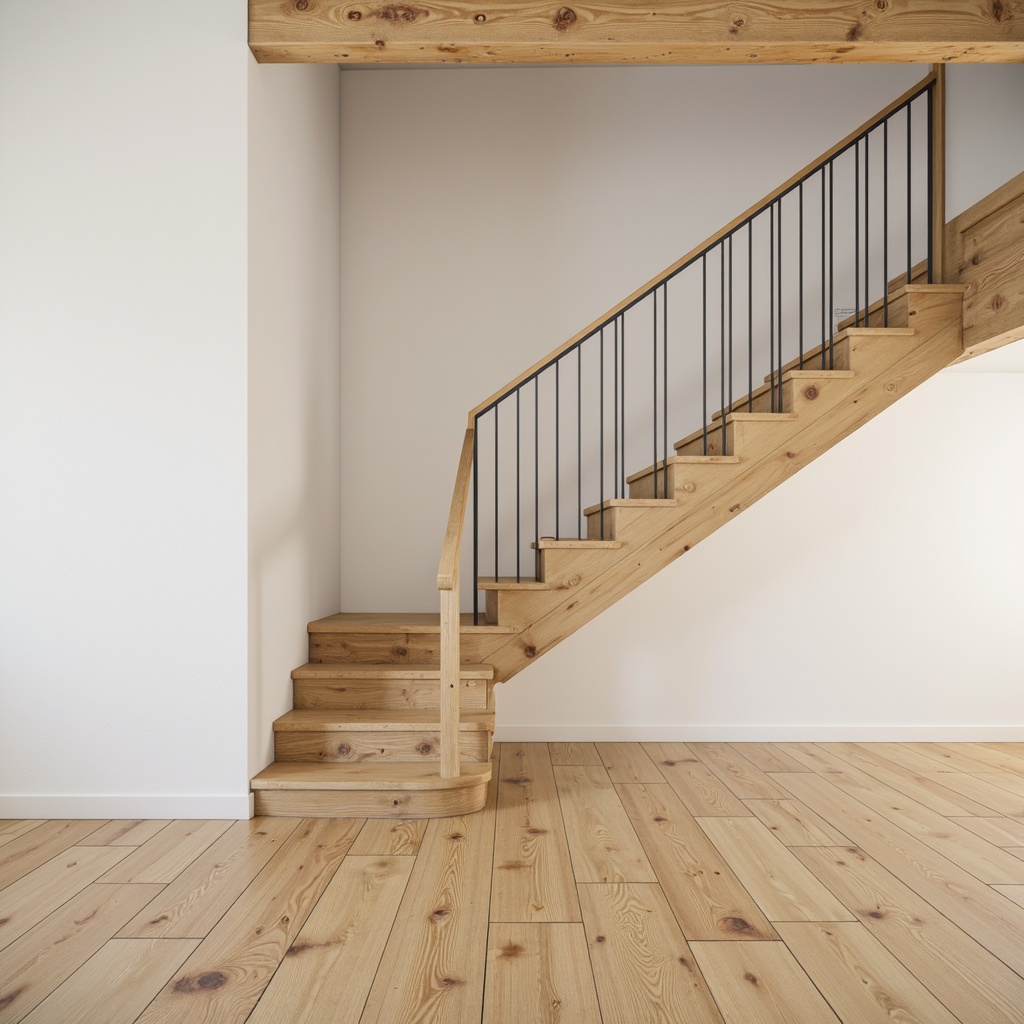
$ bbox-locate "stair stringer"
[479,285,964,682]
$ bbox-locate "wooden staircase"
[251,281,966,816]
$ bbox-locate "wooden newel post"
[931,63,946,285]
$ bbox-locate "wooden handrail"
[436,427,475,779]
[468,68,939,425]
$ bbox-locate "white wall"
[248,62,343,780]
[337,63,1024,739]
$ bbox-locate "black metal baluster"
[777,199,783,412]
[907,102,913,286]
[577,345,582,539]
[821,168,826,369]
[653,288,659,497]
[494,405,499,580]
[516,388,521,582]
[927,86,934,284]
[613,318,619,499]
[727,234,733,432]
[883,118,889,326]
[769,204,776,411]
[720,245,726,452]
[662,281,668,494]
[621,314,626,495]
[829,159,835,369]
[865,130,871,323]
[799,182,804,368]
[748,221,753,406]
[702,254,708,454]
[855,139,860,326]
[600,327,605,538]
[534,376,539,576]
[554,361,560,538]
[473,419,479,624]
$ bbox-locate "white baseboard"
[0,793,253,819]
[494,724,1024,742]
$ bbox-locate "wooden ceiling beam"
[250,0,1024,65]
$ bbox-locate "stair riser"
[838,292,909,332]
[254,783,489,818]
[309,632,499,665]
[628,461,738,501]
[293,678,488,711]
[675,422,729,458]
[585,504,675,541]
[275,730,491,764]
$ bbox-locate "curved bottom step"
[251,761,492,818]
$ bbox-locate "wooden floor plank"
[19,937,199,1024]
[731,743,810,774]
[859,742,960,776]
[0,844,132,951]
[923,771,1024,818]
[349,817,426,856]
[0,820,107,891]
[617,783,776,940]
[973,772,1024,799]
[795,844,1024,1024]
[946,743,1024,774]
[744,798,848,846]
[118,818,300,939]
[0,822,43,849]
[98,819,234,884]
[951,816,1024,847]
[803,746,1024,884]
[547,742,602,766]
[491,743,580,922]
[824,742,1001,815]
[246,856,413,1024]
[0,882,163,1024]
[553,765,656,884]
[642,743,750,816]
[597,742,665,784]
[483,923,602,1024]
[690,940,841,1024]
[688,742,788,800]
[79,820,172,846]
[134,818,361,1024]
[579,883,724,1024]
[778,772,1024,977]
[904,742,996,773]
[696,816,854,922]
[994,885,1024,910]
[358,775,497,1024]
[776,921,961,1024]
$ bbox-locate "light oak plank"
[869,742,970,775]
[597,742,665,784]
[98,820,233,884]
[0,882,162,1024]
[979,742,1024,768]
[736,744,810,773]
[696,816,853,922]
[776,921,961,1024]
[974,771,1024,799]
[20,938,199,1024]
[1009,847,1024,862]
[943,743,1024,774]
[491,744,580,922]
[579,883,724,1024]
[950,816,1024,847]
[778,772,1024,977]
[359,774,497,1024]
[643,743,750,816]
[688,743,787,799]
[924,771,1024,819]
[118,819,300,939]
[79,820,171,846]
[744,798,848,846]
[247,856,413,1024]
[553,766,656,884]
[994,885,1024,911]
[135,818,361,1024]
[690,940,841,1024]
[808,746,1024,884]
[0,844,132,951]
[0,820,107,891]
[483,923,602,1024]
[617,783,776,940]
[904,742,996,773]
[0,822,43,848]
[547,742,602,766]
[795,844,1024,1024]
[349,817,426,856]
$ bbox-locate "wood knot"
[595,934,606,942]
[992,293,1006,311]
[662,760,676,767]
[991,0,1009,22]
[295,0,309,9]
[803,385,819,400]
[971,253,982,265]
[526,826,549,835]
[729,17,744,34]
[846,19,864,41]
[523,645,537,658]
[416,742,435,755]
[723,917,755,935]
[875,0,888,8]
[440,977,463,987]
[744,972,759,985]
[504,775,531,786]
[448,831,464,840]
[173,971,228,994]
[393,645,408,657]
[553,6,577,31]
[336,743,352,757]
[375,3,427,22]
[653,816,668,822]
[473,11,486,21]
[867,909,886,919]
[499,943,525,958]
[429,907,450,922]
[347,7,362,18]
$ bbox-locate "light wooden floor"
[3,743,1024,1023]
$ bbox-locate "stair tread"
[292,661,495,679]
[477,576,549,590]
[251,761,492,791]
[582,498,678,516]
[726,411,800,422]
[308,613,515,634]
[274,709,494,731]
[532,538,623,550]
[626,455,740,484]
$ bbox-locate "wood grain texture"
[744,798,848,846]
[695,816,853,922]
[690,940,841,1024]
[491,743,580,922]
[349,817,427,855]
[579,883,724,1024]
[98,820,233,884]
[597,741,665,784]
[688,742,788,799]
[795,844,1024,1024]
[644,743,750,816]
[554,765,656,883]
[118,819,299,939]
[19,938,199,1024]
[77,819,172,846]
[775,921,961,1024]
[617,783,776,941]
[0,821,43,848]
[0,819,106,890]
[249,4,1024,65]
[135,818,361,1024]
[246,856,413,1024]
[924,771,1024,818]
[0,844,131,951]
[738,743,811,774]
[0,882,163,1024]
[951,816,1024,847]
[483,923,601,1024]
[548,742,602,765]
[359,773,498,1024]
